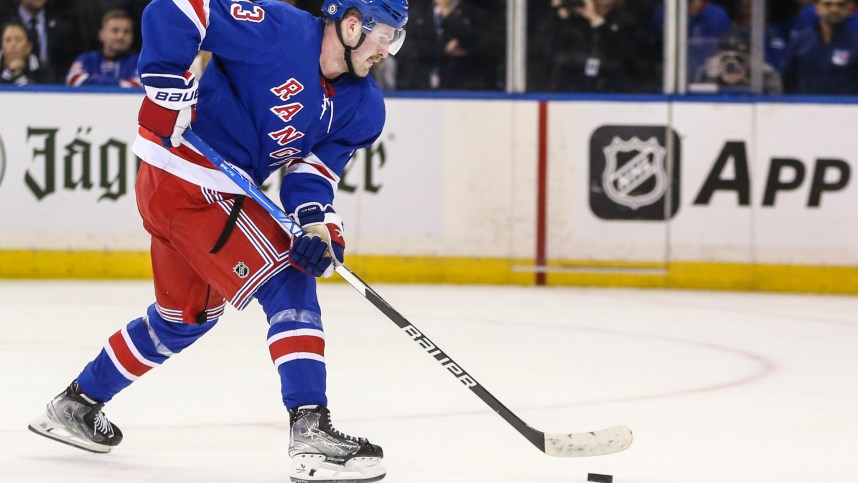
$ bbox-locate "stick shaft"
[335,265,546,451]
[183,131,556,454]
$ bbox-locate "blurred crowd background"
[2,0,856,96]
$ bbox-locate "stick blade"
[543,425,633,457]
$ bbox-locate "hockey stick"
[183,130,633,457]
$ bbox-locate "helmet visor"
[364,23,406,56]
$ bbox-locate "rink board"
[0,89,856,292]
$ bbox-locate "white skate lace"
[322,413,364,443]
[93,411,114,438]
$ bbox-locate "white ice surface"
[2,280,858,482]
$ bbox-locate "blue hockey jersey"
[66,50,141,87]
[132,0,386,212]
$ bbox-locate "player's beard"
[353,55,382,78]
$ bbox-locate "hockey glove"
[138,71,198,148]
[288,202,345,278]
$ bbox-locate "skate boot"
[28,380,123,453]
[288,405,385,483]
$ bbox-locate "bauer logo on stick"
[589,125,681,221]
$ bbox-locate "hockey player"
[29,1,407,482]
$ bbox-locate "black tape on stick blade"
[587,473,613,483]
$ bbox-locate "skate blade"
[28,412,113,454]
[290,454,385,483]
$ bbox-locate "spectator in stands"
[0,4,13,22]
[794,0,858,32]
[394,0,435,89]
[762,0,805,72]
[112,1,150,52]
[429,0,494,90]
[650,0,733,81]
[0,20,50,85]
[1,0,75,83]
[731,0,805,73]
[468,0,506,90]
[51,1,113,55]
[694,29,783,94]
[782,0,858,94]
[65,9,140,87]
[543,0,646,93]
[650,1,733,40]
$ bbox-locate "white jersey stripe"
[67,72,88,87]
[133,136,246,194]
[171,0,209,41]
[285,153,340,192]
[285,164,338,192]
[304,153,340,184]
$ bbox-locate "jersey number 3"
[230,2,265,23]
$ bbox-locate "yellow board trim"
[541,261,858,294]
[0,250,152,279]
[1,250,856,294]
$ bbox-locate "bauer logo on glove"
[288,202,345,278]
[138,71,198,148]
[153,90,199,103]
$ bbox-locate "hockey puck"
[587,473,613,483]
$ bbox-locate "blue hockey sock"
[76,303,217,402]
[267,314,327,409]
[255,268,327,409]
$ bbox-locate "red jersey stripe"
[289,159,336,182]
[67,73,87,86]
[187,0,208,28]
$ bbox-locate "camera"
[714,31,750,86]
[718,51,748,84]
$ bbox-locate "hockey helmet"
[322,0,408,55]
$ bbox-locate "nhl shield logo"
[589,126,681,221]
[602,136,667,210]
[233,262,250,279]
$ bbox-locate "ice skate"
[28,380,123,453]
[288,405,385,483]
